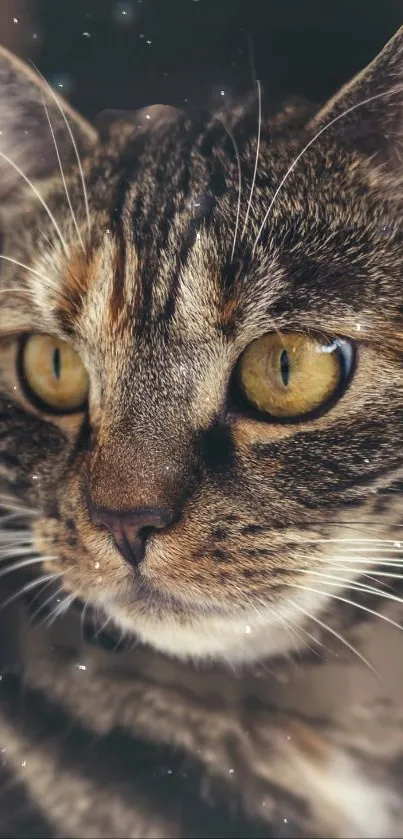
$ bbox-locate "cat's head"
[0,31,403,664]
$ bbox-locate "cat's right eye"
[18,335,89,414]
[234,331,354,421]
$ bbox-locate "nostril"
[89,505,173,567]
[138,525,156,543]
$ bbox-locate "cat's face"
[0,32,403,663]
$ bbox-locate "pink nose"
[90,506,172,566]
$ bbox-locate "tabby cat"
[0,24,403,839]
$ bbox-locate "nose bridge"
[88,404,193,513]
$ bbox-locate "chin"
[93,585,332,665]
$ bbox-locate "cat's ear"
[309,27,403,170]
[0,46,97,200]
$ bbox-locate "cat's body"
[1,28,403,838]
[2,581,403,838]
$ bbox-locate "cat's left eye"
[234,332,354,421]
[18,335,89,414]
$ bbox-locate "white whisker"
[93,614,111,640]
[0,547,36,562]
[300,537,401,546]
[327,557,403,565]
[253,593,323,658]
[33,63,92,233]
[0,530,32,543]
[0,496,36,512]
[0,513,32,527]
[0,254,59,292]
[42,98,85,252]
[215,116,242,261]
[80,598,90,642]
[241,78,261,239]
[286,581,403,636]
[0,149,69,256]
[252,83,403,255]
[329,564,393,588]
[46,592,75,626]
[0,573,63,613]
[300,569,402,602]
[29,581,64,623]
[0,556,59,579]
[335,547,403,555]
[290,598,378,676]
[319,557,403,570]
[112,627,127,653]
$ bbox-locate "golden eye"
[236,332,353,420]
[19,335,89,413]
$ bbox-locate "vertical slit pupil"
[280,349,290,386]
[53,347,61,380]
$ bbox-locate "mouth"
[115,571,231,618]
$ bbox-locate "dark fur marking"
[196,419,235,476]
[241,524,266,536]
[211,527,228,541]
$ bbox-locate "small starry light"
[220,89,225,96]
[82,31,91,38]
[139,32,145,38]
[31,474,39,482]
[21,760,26,767]
[228,768,235,774]
[146,113,151,120]
[32,33,38,40]
[283,818,288,824]
[113,3,136,24]
[75,663,87,672]
[51,73,74,95]
[12,17,18,24]
[94,561,100,570]
[364,458,370,464]
[146,39,152,45]
[245,624,251,634]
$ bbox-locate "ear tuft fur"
[309,27,403,170]
[0,46,97,201]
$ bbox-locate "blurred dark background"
[1,0,402,121]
